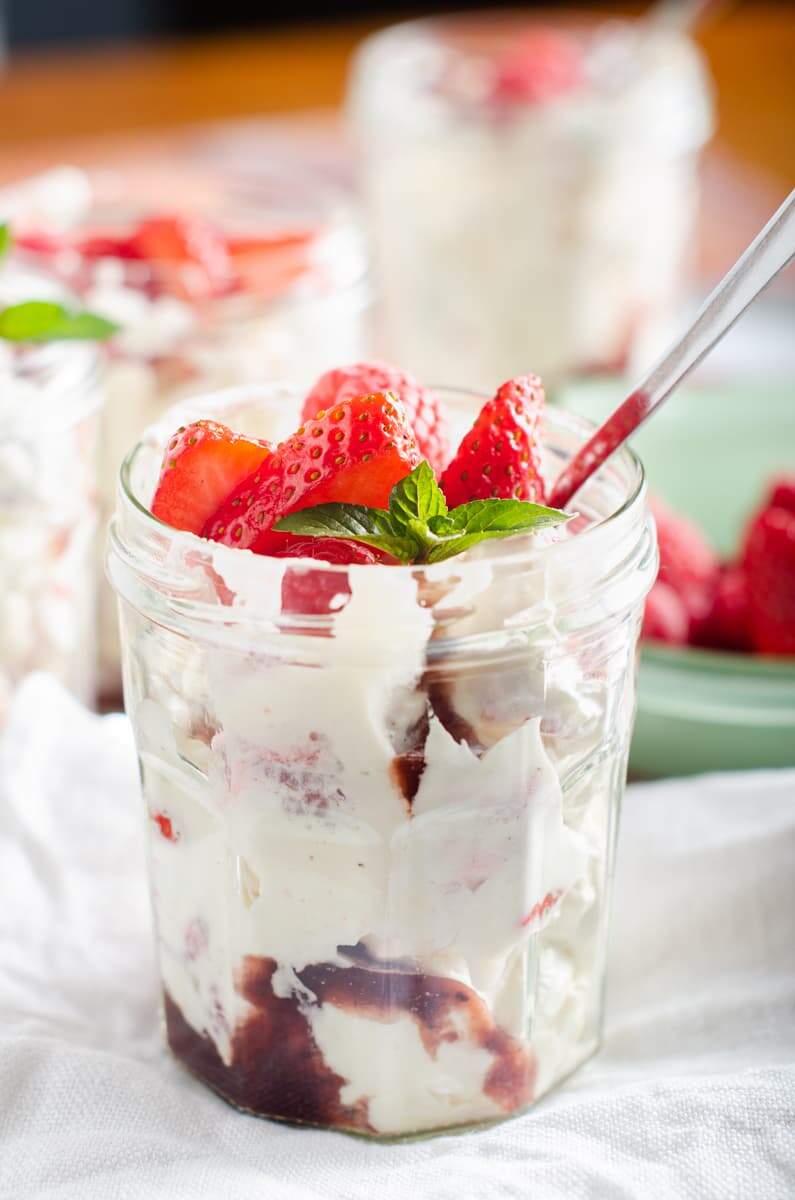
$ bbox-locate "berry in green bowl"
[561,378,795,777]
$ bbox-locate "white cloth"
[0,675,793,1200]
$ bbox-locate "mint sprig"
[0,300,119,342]
[0,224,10,262]
[274,461,570,564]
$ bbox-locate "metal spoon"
[549,189,795,510]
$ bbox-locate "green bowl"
[560,377,795,777]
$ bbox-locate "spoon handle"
[549,188,795,510]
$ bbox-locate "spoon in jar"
[548,188,795,510]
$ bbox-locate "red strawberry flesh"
[302,361,450,475]
[441,374,546,507]
[203,391,420,555]
[151,420,273,535]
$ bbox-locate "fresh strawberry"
[276,538,391,616]
[650,497,719,635]
[492,29,583,105]
[743,506,795,656]
[204,392,420,555]
[302,362,450,475]
[693,566,752,652]
[767,474,795,514]
[440,374,546,507]
[129,215,233,299]
[642,581,689,646]
[151,420,273,535]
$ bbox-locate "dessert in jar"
[10,164,371,697]
[0,267,102,725]
[107,360,656,1136]
[348,13,713,390]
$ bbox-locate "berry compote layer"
[110,363,654,1135]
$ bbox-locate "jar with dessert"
[108,359,656,1137]
[8,163,371,699]
[0,263,103,724]
[348,12,713,390]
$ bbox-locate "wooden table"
[0,3,793,188]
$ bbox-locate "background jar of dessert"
[9,163,372,701]
[107,383,656,1138]
[0,268,103,726]
[348,11,714,392]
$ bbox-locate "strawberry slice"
[743,505,795,656]
[440,374,546,507]
[227,230,315,300]
[151,420,273,535]
[203,392,420,555]
[129,215,233,299]
[275,538,392,617]
[302,362,450,475]
[492,29,584,106]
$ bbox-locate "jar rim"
[114,381,646,579]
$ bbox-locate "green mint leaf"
[273,504,420,564]
[0,300,119,342]
[0,224,11,261]
[425,498,569,563]
[388,461,447,528]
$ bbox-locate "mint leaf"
[272,463,570,565]
[0,224,10,261]
[274,503,419,563]
[426,498,568,562]
[0,300,119,342]
[389,461,447,527]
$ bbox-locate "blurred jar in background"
[10,163,371,700]
[349,12,713,391]
[0,266,102,725]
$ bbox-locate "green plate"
[561,378,795,777]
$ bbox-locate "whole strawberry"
[650,496,719,637]
[694,566,752,652]
[642,581,689,646]
[440,374,546,507]
[743,505,795,656]
[302,361,450,475]
[204,391,420,555]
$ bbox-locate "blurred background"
[0,0,793,773]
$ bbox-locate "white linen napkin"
[1,675,793,1200]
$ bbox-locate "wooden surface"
[0,3,793,188]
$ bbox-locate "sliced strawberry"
[204,392,420,555]
[492,29,584,106]
[743,506,795,656]
[440,374,546,507]
[276,538,392,617]
[642,581,689,646]
[227,230,314,299]
[129,215,233,299]
[302,362,450,476]
[692,567,752,652]
[151,420,273,535]
[650,496,720,636]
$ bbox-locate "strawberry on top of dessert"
[149,363,569,569]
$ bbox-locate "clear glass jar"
[348,11,713,391]
[14,163,372,699]
[107,384,655,1137]
[0,269,102,724]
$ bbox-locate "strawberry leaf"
[0,300,119,342]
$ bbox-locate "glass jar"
[107,385,655,1137]
[0,269,102,724]
[13,163,371,699]
[348,11,713,391]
